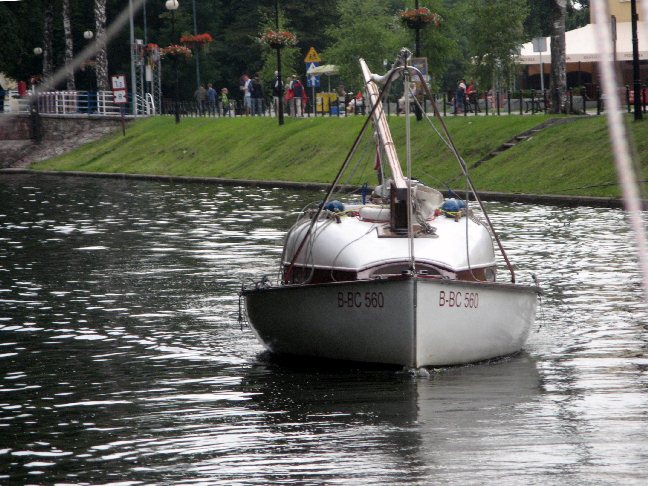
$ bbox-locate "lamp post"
[412,0,422,121]
[165,0,180,124]
[192,0,200,89]
[84,30,95,113]
[631,0,642,121]
[32,48,43,92]
[275,0,284,125]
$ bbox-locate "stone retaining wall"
[0,114,125,141]
[0,114,127,168]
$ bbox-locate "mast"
[360,55,409,233]
[359,59,406,190]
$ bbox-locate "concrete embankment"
[0,114,126,168]
[0,167,626,209]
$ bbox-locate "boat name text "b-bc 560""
[337,291,384,308]
[439,290,479,308]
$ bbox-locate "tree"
[323,0,404,92]
[43,0,55,83]
[256,11,300,92]
[549,0,567,113]
[414,0,461,92]
[525,0,588,37]
[94,0,109,91]
[63,0,76,90]
[460,0,528,92]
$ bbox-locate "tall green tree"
[525,0,588,37]
[43,0,55,82]
[412,0,461,91]
[323,0,404,92]
[549,0,567,113]
[63,0,76,90]
[459,0,528,91]
[94,0,109,91]
[256,11,300,90]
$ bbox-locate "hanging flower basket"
[146,43,161,68]
[399,7,442,29]
[161,44,193,61]
[180,33,213,48]
[259,30,298,49]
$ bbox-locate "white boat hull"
[243,277,538,367]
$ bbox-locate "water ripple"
[0,175,646,484]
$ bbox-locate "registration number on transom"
[438,290,479,308]
[337,291,384,308]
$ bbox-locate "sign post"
[304,47,321,115]
[532,37,547,93]
[111,75,128,136]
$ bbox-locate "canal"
[1,174,646,484]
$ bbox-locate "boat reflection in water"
[237,353,542,481]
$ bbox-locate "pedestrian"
[290,75,304,117]
[241,74,252,115]
[194,84,207,115]
[336,83,346,107]
[206,83,217,116]
[284,76,294,115]
[220,87,229,116]
[250,73,264,116]
[18,80,27,97]
[0,84,5,113]
[273,71,282,116]
[454,79,466,115]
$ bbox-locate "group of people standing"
[242,72,308,117]
[191,72,309,117]
[281,74,306,117]
[453,78,476,114]
[194,83,230,116]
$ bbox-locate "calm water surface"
[0,174,646,485]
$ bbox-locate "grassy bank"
[31,114,648,198]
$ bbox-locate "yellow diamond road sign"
[304,47,321,63]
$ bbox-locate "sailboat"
[242,49,539,368]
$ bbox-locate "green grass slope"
[470,116,648,198]
[31,114,648,198]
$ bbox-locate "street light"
[630,0,642,121]
[274,0,284,126]
[33,47,43,56]
[83,30,95,112]
[165,0,181,124]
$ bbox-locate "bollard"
[626,85,631,113]
[597,85,602,115]
[543,90,548,114]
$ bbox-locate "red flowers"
[161,44,193,60]
[259,30,298,48]
[399,7,442,28]
[180,33,213,46]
